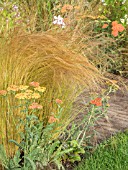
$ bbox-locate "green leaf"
[9,140,23,149]
[24,156,36,170]
[0,145,8,167]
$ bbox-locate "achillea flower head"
[48,116,59,124]
[102,24,108,29]
[90,97,102,106]
[19,85,29,91]
[56,99,63,104]
[31,93,41,99]
[7,85,19,92]
[15,93,28,100]
[29,82,40,87]
[34,86,46,93]
[26,89,33,94]
[0,90,7,96]
[29,102,42,109]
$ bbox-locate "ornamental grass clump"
[0,32,102,157]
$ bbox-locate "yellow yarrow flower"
[19,85,29,91]
[34,86,46,93]
[7,85,19,92]
[31,93,41,99]
[15,93,28,100]
[26,89,33,93]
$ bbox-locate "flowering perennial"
[48,116,59,124]
[56,99,63,104]
[29,82,40,87]
[111,21,125,37]
[53,15,66,28]
[90,97,102,107]
[0,90,7,96]
[34,86,46,93]
[29,102,42,110]
[7,85,19,92]
[102,24,108,29]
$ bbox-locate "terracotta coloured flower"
[29,102,42,109]
[29,82,40,87]
[112,30,118,37]
[112,21,118,26]
[112,25,119,31]
[48,116,59,123]
[61,4,73,13]
[7,85,19,92]
[117,24,125,32]
[111,21,125,37]
[56,99,63,104]
[0,90,7,96]
[34,86,46,93]
[112,24,125,32]
[90,97,102,106]
[102,24,108,29]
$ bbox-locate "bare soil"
[76,73,128,143]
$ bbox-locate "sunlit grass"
[75,130,128,170]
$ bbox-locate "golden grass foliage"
[0,32,102,156]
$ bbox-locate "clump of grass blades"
[75,130,128,170]
[0,31,103,157]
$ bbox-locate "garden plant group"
[0,0,128,170]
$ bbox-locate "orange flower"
[112,30,118,37]
[112,21,118,26]
[90,97,102,107]
[102,24,108,29]
[29,102,42,109]
[56,99,62,104]
[112,24,125,32]
[117,24,125,32]
[48,116,59,123]
[29,82,40,87]
[0,90,7,96]
[61,4,73,13]
[111,21,125,37]
[112,25,119,31]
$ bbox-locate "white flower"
[0,7,3,12]
[124,14,127,19]
[122,0,126,4]
[126,19,128,25]
[120,19,125,24]
[53,15,66,28]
